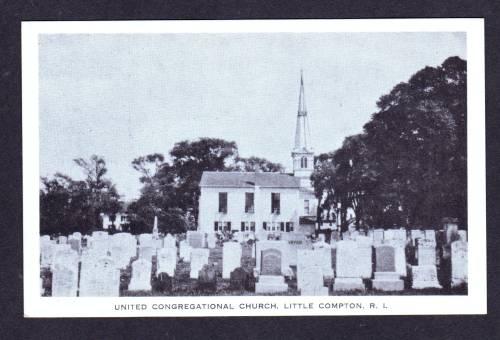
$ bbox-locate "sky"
[39,32,466,200]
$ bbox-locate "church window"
[271,193,280,214]
[304,200,310,215]
[245,192,254,213]
[301,156,308,168]
[218,192,227,213]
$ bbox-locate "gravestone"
[79,256,120,297]
[384,239,407,277]
[139,233,153,247]
[314,246,334,278]
[139,246,154,260]
[51,248,79,297]
[110,244,131,269]
[372,245,404,291]
[255,240,291,276]
[300,266,329,296]
[68,238,81,253]
[164,234,176,248]
[206,233,217,249]
[198,264,217,291]
[411,265,442,289]
[443,218,459,244]
[40,242,55,268]
[255,248,288,294]
[229,267,250,290]
[52,261,79,297]
[157,247,177,277]
[155,272,173,293]
[261,249,282,275]
[58,236,67,244]
[285,234,311,266]
[187,231,205,248]
[190,248,210,279]
[411,230,424,246]
[417,240,437,266]
[424,230,437,244]
[458,230,467,242]
[128,258,152,291]
[375,245,396,272]
[222,242,242,279]
[297,249,321,292]
[333,240,367,291]
[451,241,468,287]
[179,240,191,262]
[373,229,384,245]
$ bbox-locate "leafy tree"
[313,56,467,229]
[230,156,284,173]
[40,155,122,235]
[129,138,284,233]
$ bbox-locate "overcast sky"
[39,32,466,200]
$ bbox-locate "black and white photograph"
[22,19,486,317]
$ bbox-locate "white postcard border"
[22,19,486,317]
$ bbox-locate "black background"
[1,1,499,339]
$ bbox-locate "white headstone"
[411,265,442,289]
[138,246,154,260]
[79,256,120,296]
[300,266,329,296]
[222,242,242,279]
[164,234,176,248]
[157,247,177,277]
[139,233,153,247]
[417,240,437,266]
[190,248,210,279]
[411,230,424,246]
[128,258,152,291]
[458,230,467,242]
[51,248,79,297]
[179,240,191,262]
[206,233,217,249]
[335,240,372,279]
[451,241,468,287]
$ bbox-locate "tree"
[129,138,285,232]
[230,156,284,173]
[312,56,467,229]
[40,155,122,235]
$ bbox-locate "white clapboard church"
[198,72,318,235]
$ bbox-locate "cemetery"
[40,224,468,297]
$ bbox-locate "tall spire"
[294,70,310,151]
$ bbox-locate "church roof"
[200,171,301,188]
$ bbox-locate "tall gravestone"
[333,240,367,291]
[372,245,404,291]
[79,256,120,297]
[222,242,242,279]
[157,247,177,277]
[40,240,55,268]
[255,248,288,294]
[206,233,217,249]
[417,239,437,266]
[451,241,468,287]
[255,240,291,276]
[190,248,210,279]
[51,248,79,297]
[128,258,152,291]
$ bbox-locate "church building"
[197,72,318,235]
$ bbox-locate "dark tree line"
[40,155,122,235]
[40,140,283,235]
[312,56,467,230]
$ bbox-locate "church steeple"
[292,71,314,182]
[294,70,310,151]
